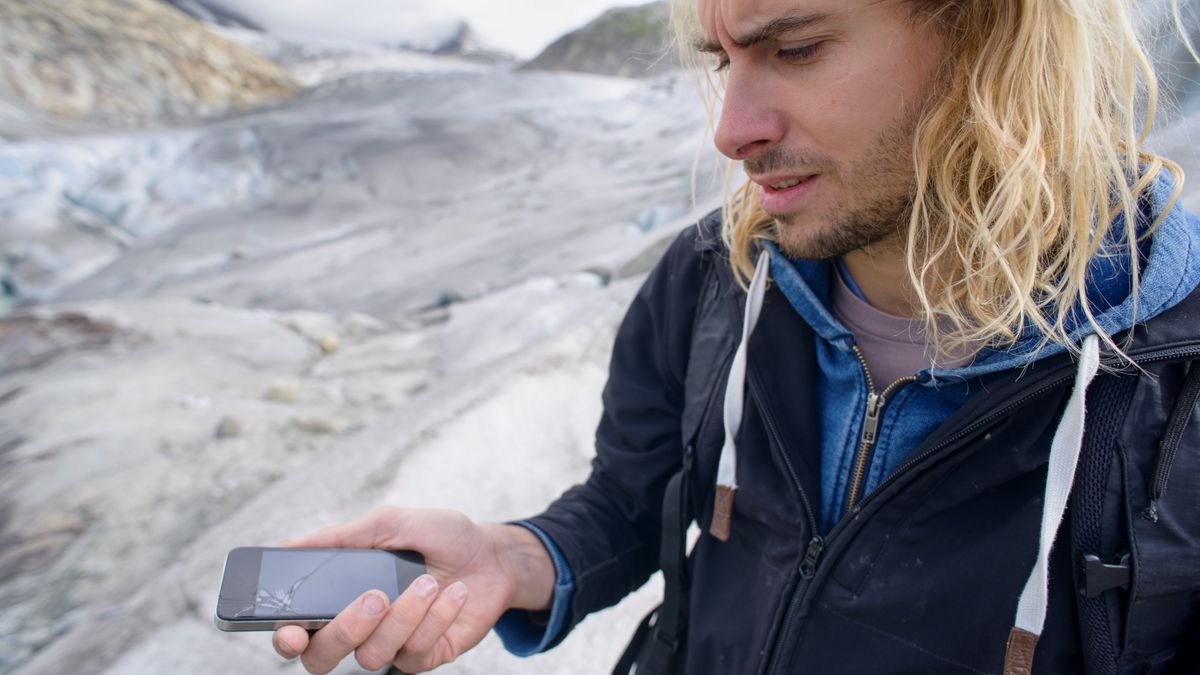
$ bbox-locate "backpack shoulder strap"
[613,220,734,675]
[1072,358,1200,674]
[681,249,733,450]
[1071,372,1139,675]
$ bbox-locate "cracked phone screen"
[238,550,402,618]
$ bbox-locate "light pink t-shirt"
[830,270,974,388]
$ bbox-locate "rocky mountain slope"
[522,2,678,78]
[0,0,297,138]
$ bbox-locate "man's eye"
[710,41,824,73]
[777,42,824,63]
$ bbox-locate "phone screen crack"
[238,551,341,618]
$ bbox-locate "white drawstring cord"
[1004,334,1101,674]
[710,250,771,542]
[707,249,1103,673]
[708,253,1103,675]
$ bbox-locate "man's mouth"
[754,174,817,192]
[752,173,822,213]
[770,177,806,190]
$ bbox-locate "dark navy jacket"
[525,211,1200,674]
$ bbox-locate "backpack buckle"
[1079,553,1131,598]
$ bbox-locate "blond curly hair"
[671,0,1190,361]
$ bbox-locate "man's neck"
[839,244,918,318]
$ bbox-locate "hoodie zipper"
[762,343,1200,675]
[844,345,917,515]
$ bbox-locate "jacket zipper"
[762,343,1200,675]
[747,373,820,536]
[745,372,825,674]
[759,348,915,674]
[844,345,917,514]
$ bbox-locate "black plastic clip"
[1079,553,1131,598]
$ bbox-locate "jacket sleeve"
[523,224,712,648]
[492,521,576,655]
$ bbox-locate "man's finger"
[392,581,469,672]
[300,590,390,674]
[273,625,309,659]
[354,575,440,671]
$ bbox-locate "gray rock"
[292,415,353,436]
[318,333,341,355]
[213,415,243,439]
[522,2,679,78]
[263,379,301,403]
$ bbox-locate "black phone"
[214,547,427,631]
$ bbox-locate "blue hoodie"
[496,171,1200,652]
[766,171,1200,532]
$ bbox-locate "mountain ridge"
[523,2,678,78]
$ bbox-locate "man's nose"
[713,67,787,161]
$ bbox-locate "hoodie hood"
[765,170,1200,384]
[936,170,1200,380]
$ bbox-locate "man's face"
[698,0,947,259]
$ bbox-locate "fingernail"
[361,592,386,616]
[413,575,437,598]
[274,635,296,659]
[447,581,467,603]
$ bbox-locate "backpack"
[613,235,1200,675]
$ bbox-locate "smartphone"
[214,547,427,631]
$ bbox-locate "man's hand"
[270,507,557,674]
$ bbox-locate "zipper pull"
[800,536,825,579]
[860,393,884,445]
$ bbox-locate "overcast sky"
[202,0,645,59]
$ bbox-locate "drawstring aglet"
[710,485,735,542]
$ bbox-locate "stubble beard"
[771,188,911,261]
[750,107,922,262]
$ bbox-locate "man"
[271,0,1200,673]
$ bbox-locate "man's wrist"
[485,523,556,612]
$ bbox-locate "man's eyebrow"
[694,12,833,53]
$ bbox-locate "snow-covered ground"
[0,32,723,675]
